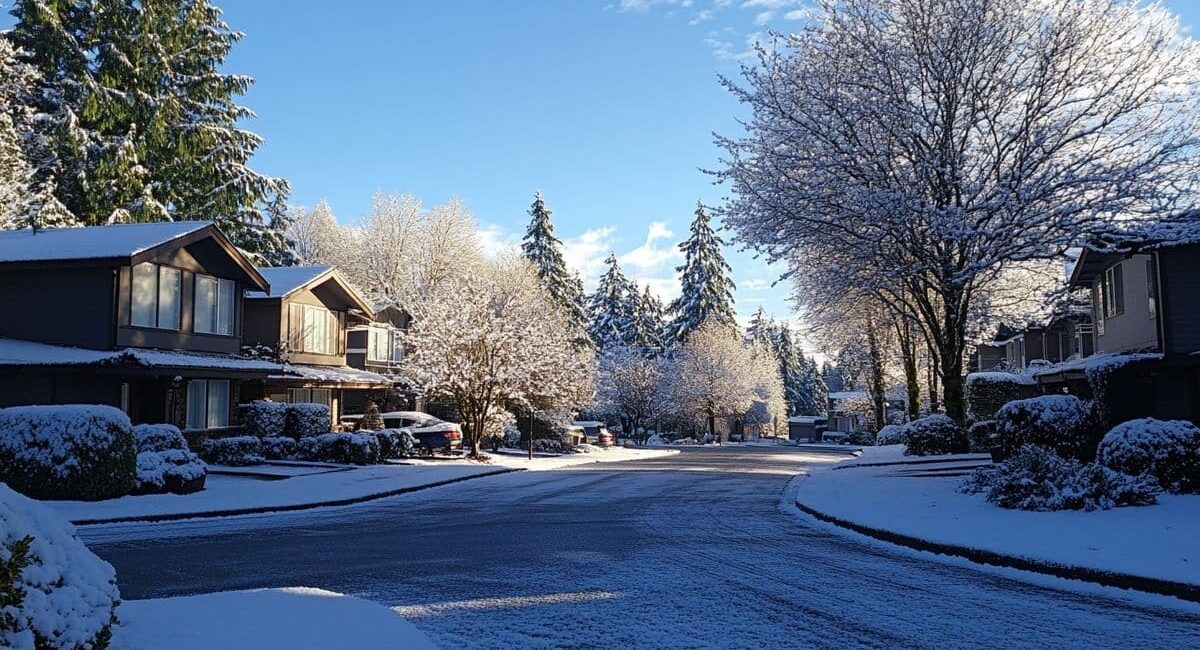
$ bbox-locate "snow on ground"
[47,446,676,524]
[116,587,434,649]
[795,445,1200,586]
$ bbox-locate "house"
[1033,232,1200,423]
[343,304,424,414]
[0,222,279,433]
[240,265,393,423]
[972,316,1094,373]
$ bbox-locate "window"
[1147,259,1158,319]
[287,387,331,406]
[367,327,388,361]
[1103,264,1124,318]
[289,304,340,354]
[185,379,230,430]
[194,275,236,335]
[131,263,182,330]
[1094,284,1105,335]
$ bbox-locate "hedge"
[0,405,136,501]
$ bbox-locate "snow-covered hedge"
[1097,418,1200,494]
[238,401,289,438]
[965,372,1037,422]
[199,436,264,466]
[295,433,380,465]
[288,403,331,439]
[261,436,297,461]
[995,395,1101,461]
[960,445,1160,511]
[132,423,187,453]
[371,429,417,459]
[966,420,997,453]
[133,449,207,495]
[902,415,968,456]
[875,424,905,446]
[0,405,136,501]
[530,438,581,454]
[0,483,120,649]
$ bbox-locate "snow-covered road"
[88,446,1200,648]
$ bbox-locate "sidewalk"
[793,445,1200,602]
[51,446,678,526]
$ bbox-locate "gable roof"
[0,221,269,291]
[251,265,373,314]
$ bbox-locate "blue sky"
[6,0,1199,343]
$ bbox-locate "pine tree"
[0,35,44,229]
[745,306,774,348]
[587,254,636,349]
[521,191,589,337]
[631,286,667,355]
[666,202,736,345]
[822,361,845,393]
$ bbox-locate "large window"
[289,304,340,355]
[367,326,402,362]
[131,263,181,330]
[1102,264,1124,319]
[288,387,331,407]
[194,274,236,335]
[186,379,230,430]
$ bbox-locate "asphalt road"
[87,446,1200,649]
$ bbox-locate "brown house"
[240,265,392,422]
[343,304,423,414]
[0,222,279,432]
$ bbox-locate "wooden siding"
[1092,255,1160,354]
[0,267,116,348]
[1158,246,1200,356]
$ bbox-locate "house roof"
[0,337,283,375]
[251,265,373,315]
[268,363,394,388]
[0,221,269,292]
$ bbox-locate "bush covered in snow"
[287,403,331,439]
[295,433,380,465]
[132,423,187,453]
[238,401,289,438]
[995,395,1101,461]
[199,436,264,466]
[0,405,136,501]
[260,436,297,461]
[965,372,1037,422]
[902,415,968,456]
[530,438,581,454]
[133,449,207,495]
[875,424,905,446]
[1097,418,1200,494]
[371,429,417,459]
[0,483,119,649]
[967,420,997,453]
[960,445,1160,511]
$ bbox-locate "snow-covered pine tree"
[520,191,590,338]
[800,354,828,416]
[822,361,845,394]
[666,202,736,346]
[745,306,774,348]
[587,253,636,349]
[0,35,46,230]
[251,189,299,266]
[772,324,804,416]
[631,285,667,355]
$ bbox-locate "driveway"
[87,446,1200,648]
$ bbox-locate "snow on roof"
[0,221,210,264]
[1031,352,1163,379]
[270,364,393,386]
[828,391,868,401]
[252,266,334,299]
[966,371,1036,386]
[0,337,282,372]
[788,416,828,424]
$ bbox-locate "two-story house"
[0,222,280,433]
[344,304,424,414]
[1034,234,1200,423]
[240,265,392,423]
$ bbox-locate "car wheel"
[419,443,434,457]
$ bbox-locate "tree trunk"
[900,327,920,422]
[926,341,940,414]
[866,319,886,430]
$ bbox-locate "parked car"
[573,421,614,447]
[342,411,463,455]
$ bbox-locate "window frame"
[185,379,231,430]
[193,273,236,336]
[131,262,183,331]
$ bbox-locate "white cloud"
[619,220,681,275]
[630,276,681,305]
[477,223,519,258]
[741,278,771,291]
[562,227,618,287]
[783,8,809,20]
[753,10,774,25]
[689,9,714,25]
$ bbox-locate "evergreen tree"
[0,35,46,229]
[822,361,845,393]
[630,285,667,355]
[745,306,774,348]
[520,191,589,337]
[587,254,636,349]
[666,202,736,345]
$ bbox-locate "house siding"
[1158,246,1200,355]
[1093,255,1159,354]
[0,267,116,348]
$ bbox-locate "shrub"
[902,415,968,456]
[995,395,1101,461]
[875,424,905,446]
[846,430,876,446]
[295,433,381,465]
[965,372,1037,422]
[199,436,264,466]
[966,420,997,453]
[287,403,331,438]
[261,436,297,461]
[960,445,1160,511]
[0,484,119,648]
[0,405,136,501]
[531,438,580,454]
[133,449,207,495]
[132,423,187,453]
[372,429,417,459]
[1097,418,1200,494]
[238,401,289,438]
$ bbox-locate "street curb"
[832,455,992,471]
[793,498,1200,604]
[72,468,525,526]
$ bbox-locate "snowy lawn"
[795,445,1200,586]
[47,446,677,524]
[116,587,433,649]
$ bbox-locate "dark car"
[342,410,463,455]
